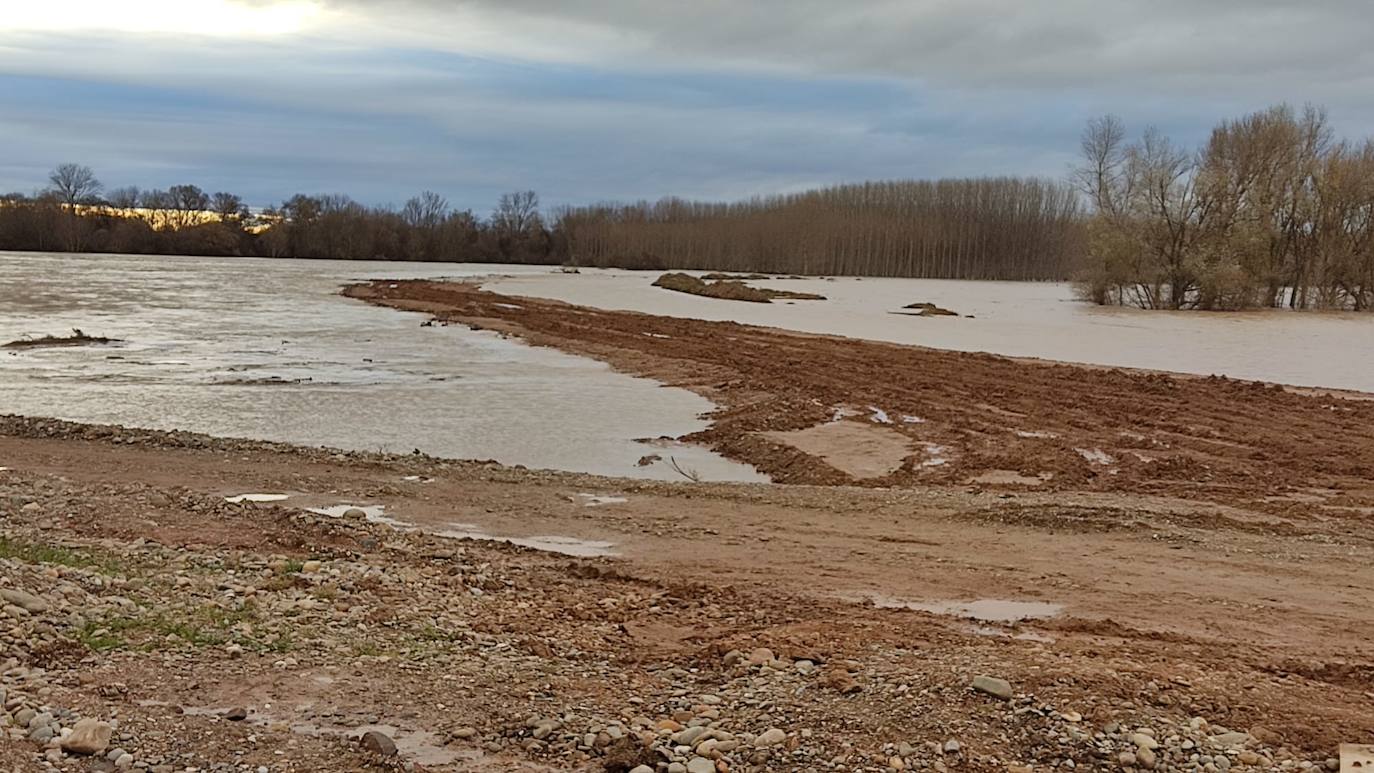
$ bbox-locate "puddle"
[1075,447,1115,465]
[901,415,926,424]
[868,406,893,424]
[305,503,408,529]
[400,475,434,483]
[224,493,290,503]
[576,493,627,507]
[1015,429,1058,439]
[436,523,618,557]
[967,624,1055,643]
[869,595,1062,622]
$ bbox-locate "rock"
[13,708,36,727]
[0,589,48,613]
[1061,711,1083,722]
[629,767,654,773]
[1137,747,1157,768]
[674,726,708,745]
[943,739,961,754]
[342,508,368,520]
[754,728,787,747]
[1118,751,1137,766]
[1211,731,1252,749]
[1238,751,1261,765]
[360,730,398,757]
[1132,733,1160,750]
[225,707,248,721]
[61,718,113,755]
[686,757,714,773]
[747,647,775,666]
[971,675,1013,700]
[301,560,323,574]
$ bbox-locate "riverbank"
[1,415,1371,772]
[344,279,1374,514]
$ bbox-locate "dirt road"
[1,417,1371,771]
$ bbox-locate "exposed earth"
[3,280,1372,772]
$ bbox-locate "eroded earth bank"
[1,279,1371,772]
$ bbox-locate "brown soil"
[651,272,826,303]
[1,417,1372,772]
[343,279,1374,517]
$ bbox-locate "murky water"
[0,252,764,482]
[487,270,1374,393]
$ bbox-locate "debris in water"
[3,328,123,349]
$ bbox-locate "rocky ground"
[2,417,1371,772]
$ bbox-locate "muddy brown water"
[0,252,764,482]
[486,270,1374,394]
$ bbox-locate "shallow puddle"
[436,523,618,557]
[224,493,290,503]
[576,493,628,506]
[869,595,1062,622]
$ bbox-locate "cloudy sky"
[2,1,1372,211]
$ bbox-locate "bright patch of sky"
[1,1,1371,211]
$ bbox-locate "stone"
[1118,751,1138,766]
[674,726,708,746]
[1212,732,1251,749]
[971,675,1013,700]
[225,707,248,721]
[0,589,48,613]
[13,708,36,727]
[629,767,654,773]
[342,508,368,520]
[944,740,962,753]
[361,730,398,757]
[686,757,715,773]
[1239,751,1261,765]
[1138,747,1157,768]
[747,648,775,666]
[1132,733,1160,750]
[754,728,787,747]
[61,718,113,755]
[302,560,323,574]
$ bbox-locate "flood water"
[487,271,1374,394]
[0,252,764,482]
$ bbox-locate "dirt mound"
[652,272,826,303]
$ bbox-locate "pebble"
[686,757,714,773]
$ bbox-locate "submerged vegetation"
[652,272,826,303]
[1074,105,1374,310]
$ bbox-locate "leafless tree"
[47,164,103,209]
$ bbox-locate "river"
[0,252,765,482]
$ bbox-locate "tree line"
[0,168,559,264]
[1074,104,1374,310]
[558,178,1083,280]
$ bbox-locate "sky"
[2,1,1373,212]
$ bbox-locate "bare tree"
[106,186,141,209]
[492,190,541,234]
[47,164,102,207]
[402,191,449,230]
[211,192,247,220]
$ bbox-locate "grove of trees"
[0,171,558,264]
[558,178,1082,280]
[1075,105,1374,310]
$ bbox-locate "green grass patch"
[0,536,126,575]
